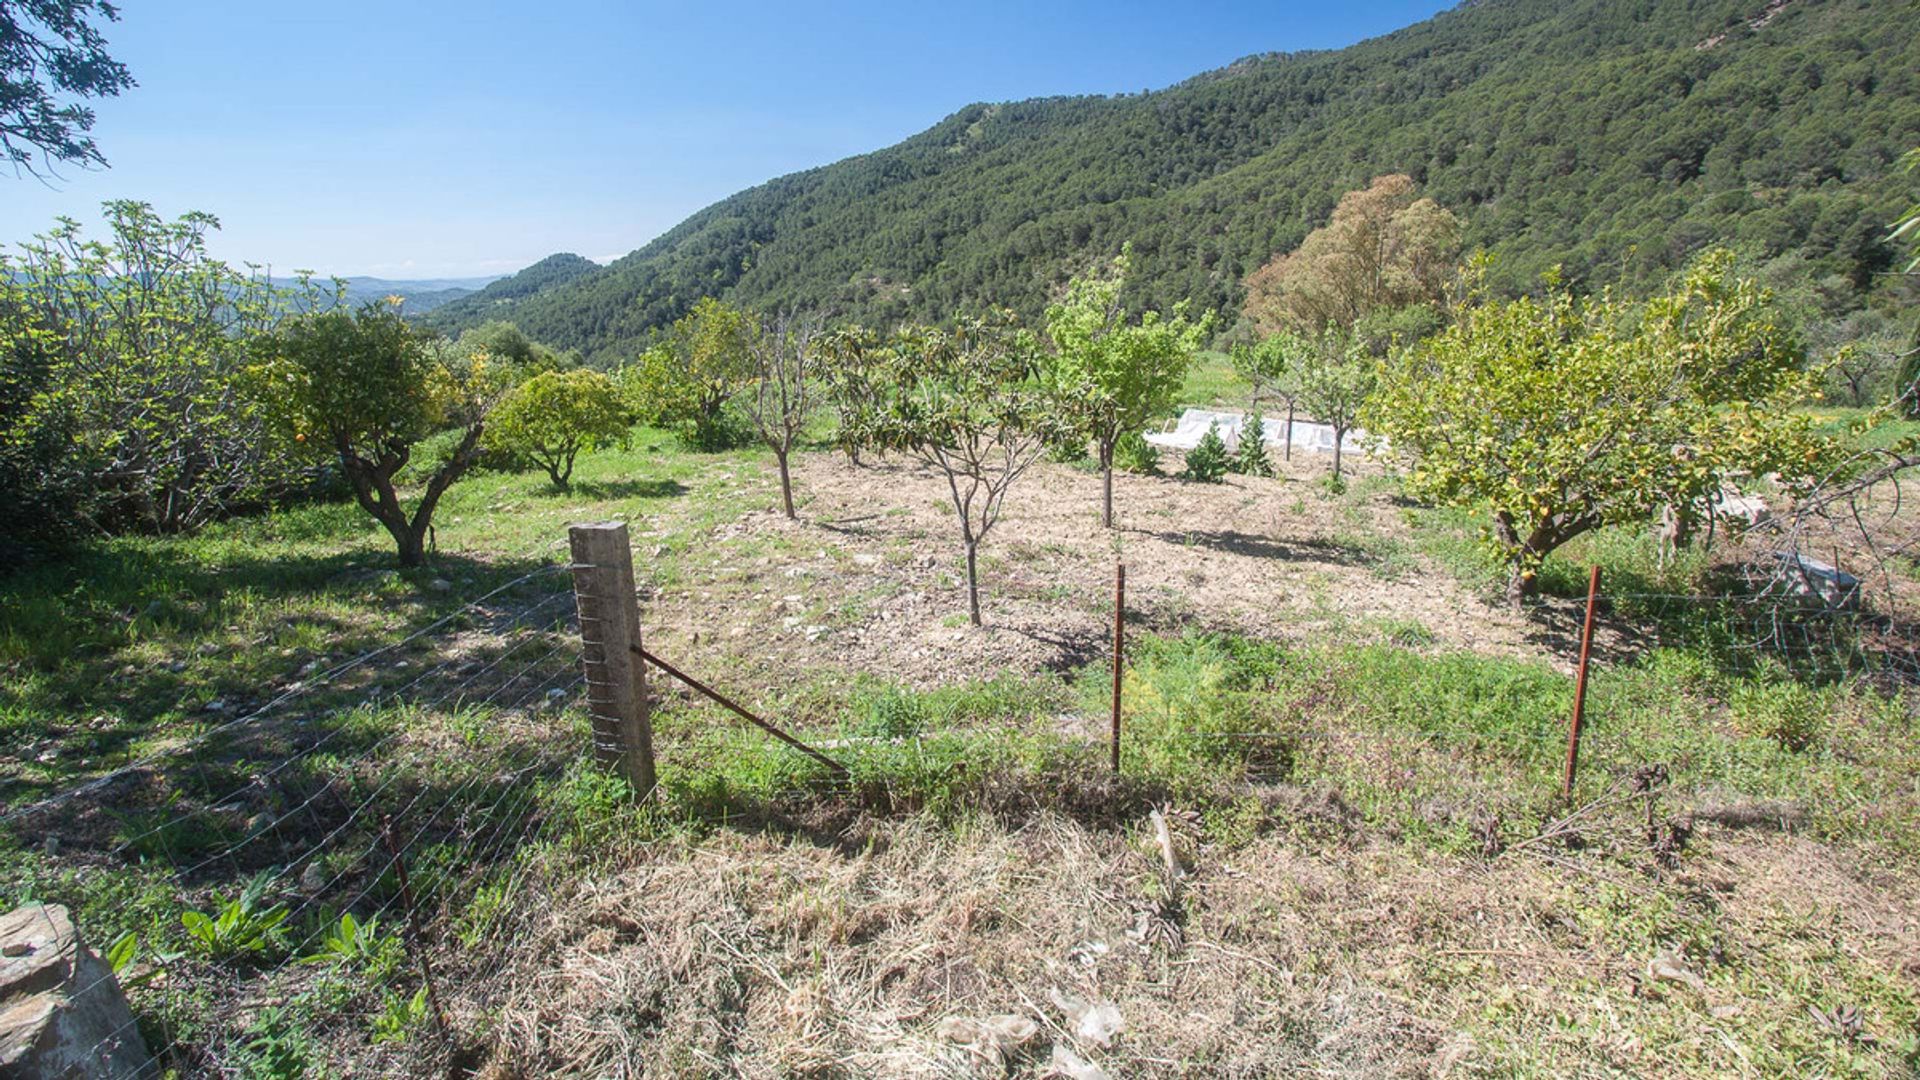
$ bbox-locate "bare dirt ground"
[629,451,1612,693]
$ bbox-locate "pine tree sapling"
[1234,413,1274,476]
[1184,422,1230,483]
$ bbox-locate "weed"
[301,911,401,979]
[1728,675,1827,751]
[370,987,430,1045]
[237,1006,314,1080]
[181,874,289,961]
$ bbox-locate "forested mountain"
[436,0,1920,361]
[289,274,501,313]
[426,253,599,325]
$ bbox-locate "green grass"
[6,420,1918,1076]
[1175,350,1254,412]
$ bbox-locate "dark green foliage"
[1232,413,1273,477]
[437,0,1919,362]
[426,253,599,330]
[0,0,135,175]
[1184,422,1229,483]
[1114,429,1161,475]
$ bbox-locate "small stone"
[202,699,228,714]
[428,579,453,592]
[300,862,328,892]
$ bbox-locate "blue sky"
[2,1,1452,279]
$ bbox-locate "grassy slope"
[1,429,1916,1075]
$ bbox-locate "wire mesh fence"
[4,513,1914,1074]
[1,557,594,1076]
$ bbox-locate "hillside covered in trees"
[430,0,1919,361]
[427,252,600,324]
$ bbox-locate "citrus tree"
[1365,250,1827,606]
[256,301,510,566]
[485,368,628,490]
[624,296,757,450]
[841,312,1062,626]
[1043,247,1210,527]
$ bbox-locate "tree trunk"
[545,461,569,490]
[1505,564,1538,609]
[777,450,795,519]
[1332,433,1344,480]
[964,538,981,627]
[1284,401,1294,462]
[396,524,428,568]
[1100,440,1115,529]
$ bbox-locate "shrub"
[1729,677,1826,751]
[485,368,629,489]
[1114,430,1162,475]
[1183,422,1229,482]
[1232,413,1274,476]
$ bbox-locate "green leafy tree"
[1231,335,1300,460]
[1233,413,1273,477]
[256,301,509,566]
[0,202,322,535]
[455,320,570,375]
[818,325,886,466]
[485,368,629,489]
[743,310,820,518]
[1,1,134,177]
[840,312,1061,626]
[1365,251,1827,606]
[1043,247,1211,527]
[1283,329,1377,482]
[1184,422,1229,483]
[635,296,757,450]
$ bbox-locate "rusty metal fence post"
[568,522,657,799]
[1111,563,1125,773]
[1562,564,1601,798]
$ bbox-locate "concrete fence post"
[568,522,656,799]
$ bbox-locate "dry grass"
[465,800,1920,1079]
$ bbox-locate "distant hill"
[425,254,600,328]
[277,274,505,314]
[435,0,1920,361]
